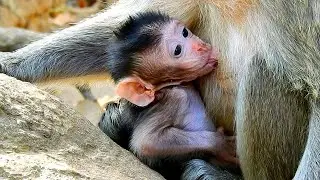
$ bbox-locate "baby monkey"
[99,12,238,178]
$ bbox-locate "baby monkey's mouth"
[204,47,219,68]
[207,57,218,66]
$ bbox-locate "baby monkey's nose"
[192,41,210,52]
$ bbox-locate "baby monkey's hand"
[211,127,239,166]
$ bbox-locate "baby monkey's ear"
[116,77,155,107]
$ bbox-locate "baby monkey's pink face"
[163,20,218,70]
[138,20,219,87]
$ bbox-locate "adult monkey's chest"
[198,64,236,135]
[195,0,258,135]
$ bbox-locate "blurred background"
[0,0,119,126]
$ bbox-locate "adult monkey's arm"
[0,0,200,83]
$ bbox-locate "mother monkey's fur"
[0,0,319,179]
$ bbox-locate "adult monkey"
[0,0,319,179]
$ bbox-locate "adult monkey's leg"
[0,0,200,83]
[236,56,310,179]
[294,101,320,179]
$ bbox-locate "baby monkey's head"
[107,11,219,106]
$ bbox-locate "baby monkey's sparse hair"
[106,11,171,81]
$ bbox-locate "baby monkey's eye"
[182,28,188,38]
[174,45,182,57]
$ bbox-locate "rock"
[0,74,164,180]
[89,81,118,107]
[90,81,116,100]
[38,83,116,126]
[76,100,103,126]
[46,85,85,107]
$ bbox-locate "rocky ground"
[0,74,163,179]
[40,82,118,126]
